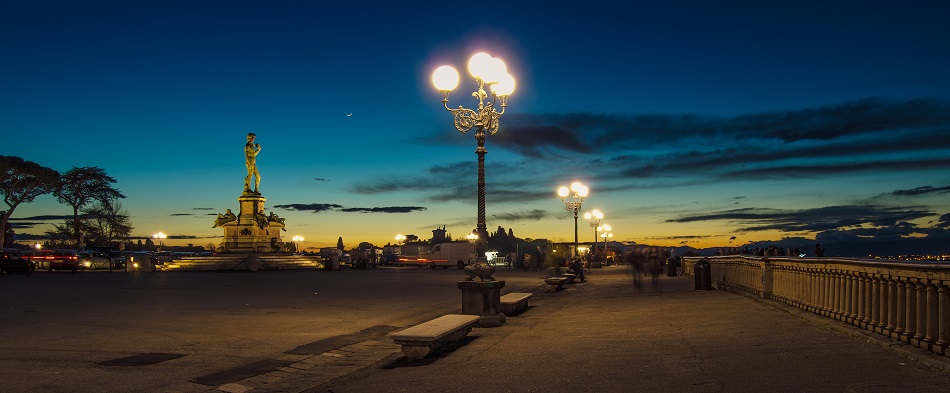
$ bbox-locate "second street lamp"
[292,235,304,254]
[584,209,603,245]
[558,182,589,258]
[152,232,167,252]
[432,52,515,261]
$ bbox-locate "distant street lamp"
[292,235,304,253]
[601,228,613,261]
[395,234,407,245]
[465,232,479,265]
[432,52,516,261]
[558,182,589,258]
[584,209,603,245]
[152,232,167,252]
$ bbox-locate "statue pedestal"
[458,280,506,327]
[219,191,285,253]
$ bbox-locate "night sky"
[3,1,950,251]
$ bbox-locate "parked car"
[48,249,80,271]
[0,251,35,275]
[21,249,53,269]
[78,251,114,270]
[126,251,157,270]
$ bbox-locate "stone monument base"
[458,280,506,327]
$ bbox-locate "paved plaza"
[1,266,949,392]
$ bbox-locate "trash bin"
[665,258,676,277]
[694,259,711,290]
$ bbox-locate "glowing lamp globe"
[432,65,460,92]
[491,73,516,96]
[467,52,493,79]
[481,57,507,84]
[603,224,612,232]
[557,186,570,197]
[584,212,592,220]
[593,209,603,219]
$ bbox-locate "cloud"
[492,209,549,222]
[8,215,74,221]
[275,203,426,214]
[884,185,950,197]
[667,205,934,233]
[486,98,950,156]
[274,203,344,213]
[311,178,330,182]
[170,213,195,216]
[339,206,427,213]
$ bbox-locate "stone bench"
[499,292,532,316]
[562,273,577,284]
[390,314,480,361]
[544,277,568,291]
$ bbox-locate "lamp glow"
[491,73,516,96]
[467,52,493,79]
[432,65,460,91]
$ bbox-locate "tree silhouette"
[336,237,344,251]
[55,167,125,249]
[82,197,133,247]
[0,156,60,247]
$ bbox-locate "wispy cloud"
[884,185,950,197]
[8,215,74,221]
[339,206,426,213]
[491,209,549,222]
[274,203,344,213]
[667,205,935,233]
[274,203,425,214]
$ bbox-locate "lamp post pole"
[558,182,589,258]
[432,53,515,261]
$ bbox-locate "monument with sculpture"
[214,133,287,253]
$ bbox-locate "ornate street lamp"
[584,209,603,245]
[152,232,167,252]
[432,52,515,261]
[292,235,304,254]
[558,182,589,258]
[465,232,478,265]
[600,226,613,261]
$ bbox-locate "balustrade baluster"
[903,279,918,343]
[913,281,926,343]
[893,279,906,336]
[885,277,897,334]
[848,272,861,324]
[924,282,938,346]
[936,282,949,352]
[870,275,881,331]
[857,273,868,325]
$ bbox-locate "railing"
[683,256,950,357]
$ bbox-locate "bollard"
[694,259,712,290]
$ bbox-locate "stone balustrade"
[683,256,950,357]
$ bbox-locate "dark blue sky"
[3,1,949,249]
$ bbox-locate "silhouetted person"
[815,243,825,257]
[570,258,586,282]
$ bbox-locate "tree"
[82,197,133,247]
[0,156,60,248]
[55,167,125,250]
[337,237,344,251]
[2,212,14,247]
